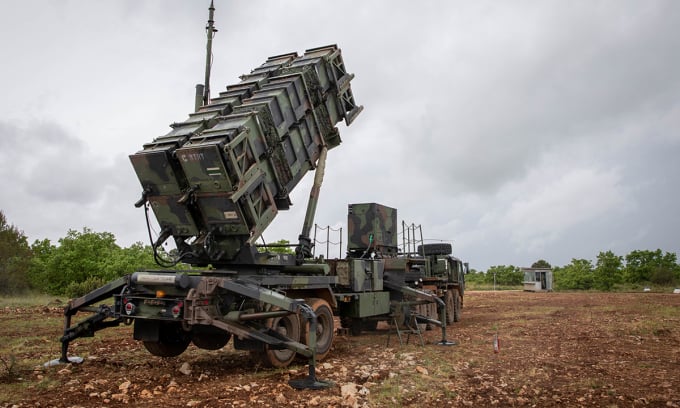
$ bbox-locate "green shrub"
[64,276,108,298]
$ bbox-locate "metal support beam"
[384,281,456,346]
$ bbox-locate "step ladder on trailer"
[387,310,425,347]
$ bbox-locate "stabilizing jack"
[288,304,333,390]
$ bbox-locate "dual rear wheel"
[444,288,462,324]
[142,323,233,357]
[254,298,334,368]
[142,299,335,368]
[142,322,192,357]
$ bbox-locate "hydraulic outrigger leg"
[55,305,120,365]
[384,281,457,346]
[46,277,128,367]
[288,303,333,390]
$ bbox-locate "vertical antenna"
[202,0,217,107]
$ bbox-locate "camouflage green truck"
[54,5,466,390]
[331,203,467,336]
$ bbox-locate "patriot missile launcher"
[53,3,466,391]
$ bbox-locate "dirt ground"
[1,291,679,407]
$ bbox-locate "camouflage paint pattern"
[347,203,398,256]
[128,45,363,266]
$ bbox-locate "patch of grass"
[418,348,456,377]
[581,378,604,390]
[522,306,564,315]
[465,283,523,291]
[636,361,657,369]
[0,381,33,404]
[0,354,18,381]
[3,315,61,332]
[370,376,404,405]
[644,305,679,319]
[442,388,458,399]
[32,374,60,391]
[0,312,64,370]
[628,319,673,337]
[369,346,457,406]
[590,305,619,312]
[0,293,64,308]
[610,283,679,293]
[372,372,441,405]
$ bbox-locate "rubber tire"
[453,290,462,322]
[445,289,455,325]
[418,243,452,256]
[257,313,301,368]
[191,326,231,350]
[143,323,191,357]
[301,298,334,361]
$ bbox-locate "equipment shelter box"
[347,203,398,256]
[522,267,553,292]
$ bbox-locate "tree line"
[1,210,679,296]
[465,250,680,290]
[0,210,157,297]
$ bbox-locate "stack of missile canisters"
[130,45,362,263]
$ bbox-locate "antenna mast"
[196,1,217,111]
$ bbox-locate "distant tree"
[0,211,32,294]
[26,238,53,292]
[624,249,656,283]
[593,250,623,291]
[553,259,594,290]
[28,228,156,297]
[464,269,486,284]
[101,242,157,278]
[649,265,677,285]
[259,239,295,255]
[486,265,522,286]
[624,249,678,285]
[531,259,552,269]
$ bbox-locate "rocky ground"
[1,291,679,407]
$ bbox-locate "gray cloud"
[0,120,147,245]
[0,1,678,270]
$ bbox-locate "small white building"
[522,267,553,292]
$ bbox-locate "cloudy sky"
[1,1,678,271]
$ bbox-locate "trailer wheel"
[445,289,455,325]
[191,326,231,350]
[301,298,334,361]
[143,322,191,357]
[453,290,462,322]
[256,313,301,368]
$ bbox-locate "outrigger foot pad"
[289,376,334,390]
[44,356,84,367]
[436,340,457,346]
